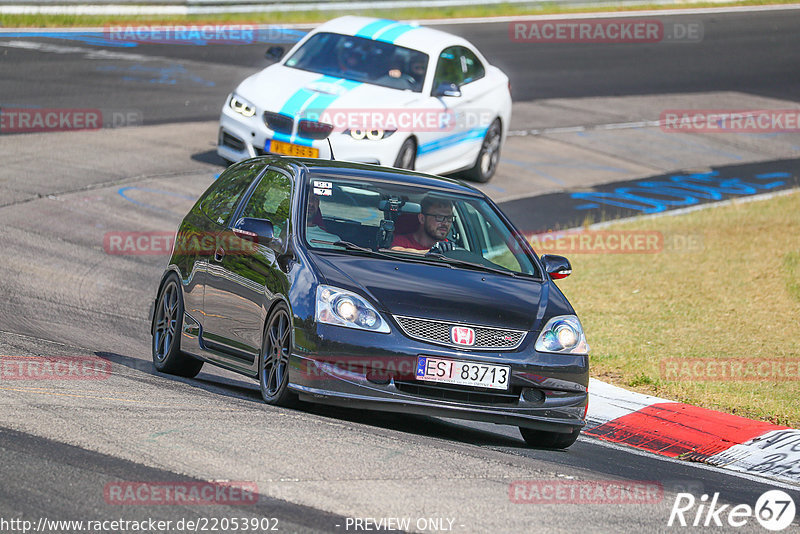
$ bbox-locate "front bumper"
[289,322,589,434]
[218,102,403,166]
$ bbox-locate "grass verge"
[555,190,800,427]
[0,0,795,28]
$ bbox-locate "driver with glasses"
[390,195,457,254]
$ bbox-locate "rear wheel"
[463,119,502,183]
[259,303,296,406]
[519,426,580,449]
[152,276,203,378]
[393,138,417,170]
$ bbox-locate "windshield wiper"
[310,240,400,261]
[423,253,524,278]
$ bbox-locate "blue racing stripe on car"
[374,23,419,44]
[418,126,488,155]
[354,19,397,39]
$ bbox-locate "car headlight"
[346,129,396,140]
[316,285,390,333]
[229,94,256,117]
[534,315,589,355]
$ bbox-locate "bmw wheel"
[259,303,296,406]
[152,275,204,378]
[464,119,502,183]
[393,138,417,170]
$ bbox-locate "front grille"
[298,119,333,140]
[393,315,526,350]
[220,131,245,152]
[395,380,521,405]
[263,112,293,134]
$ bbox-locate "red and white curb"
[586,378,800,486]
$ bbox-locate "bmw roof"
[309,16,474,53]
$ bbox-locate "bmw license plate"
[416,356,510,390]
[266,139,319,158]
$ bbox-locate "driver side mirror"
[266,46,285,61]
[232,217,282,252]
[432,82,461,98]
[541,254,572,280]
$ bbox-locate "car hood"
[311,253,555,332]
[235,64,426,115]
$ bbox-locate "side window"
[459,47,485,85]
[240,169,293,237]
[201,162,262,226]
[433,47,464,89]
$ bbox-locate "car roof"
[310,16,472,53]
[260,156,483,196]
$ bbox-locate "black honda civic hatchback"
[151,156,589,448]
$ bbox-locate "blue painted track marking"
[118,186,196,214]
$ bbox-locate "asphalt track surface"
[1,8,800,533]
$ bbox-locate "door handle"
[214,247,225,262]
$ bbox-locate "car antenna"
[326,138,335,160]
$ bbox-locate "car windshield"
[303,176,539,277]
[284,32,429,93]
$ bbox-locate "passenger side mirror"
[233,217,282,252]
[541,254,572,280]
[432,82,461,98]
[266,46,285,61]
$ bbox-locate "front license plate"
[416,356,510,390]
[266,139,319,158]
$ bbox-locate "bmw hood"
[235,65,424,118]
[310,253,565,332]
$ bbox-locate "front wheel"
[259,303,296,406]
[463,119,502,183]
[519,426,580,449]
[152,275,203,378]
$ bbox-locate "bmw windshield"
[303,176,539,277]
[284,32,430,93]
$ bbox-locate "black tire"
[259,303,296,407]
[152,275,204,378]
[519,426,580,449]
[463,119,502,183]
[393,137,417,170]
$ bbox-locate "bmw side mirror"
[233,217,283,252]
[266,46,285,61]
[541,254,572,280]
[432,82,461,98]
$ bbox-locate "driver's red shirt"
[391,233,427,251]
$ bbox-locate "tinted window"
[241,169,293,237]
[201,162,263,226]
[433,47,464,88]
[433,46,485,89]
[285,33,429,93]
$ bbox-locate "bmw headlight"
[346,129,396,140]
[229,94,256,117]
[316,285,390,333]
[534,315,589,355]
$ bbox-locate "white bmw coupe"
[218,16,512,182]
